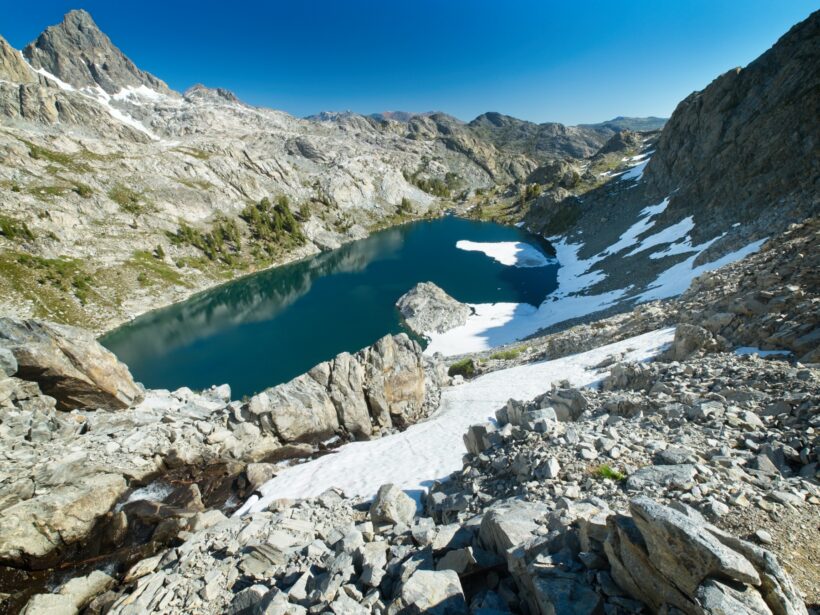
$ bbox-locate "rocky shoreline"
[0,217,816,614]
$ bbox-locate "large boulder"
[0,473,126,564]
[0,318,142,410]
[663,323,720,361]
[396,282,473,337]
[604,496,807,615]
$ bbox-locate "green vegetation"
[168,216,242,265]
[72,181,93,198]
[448,358,476,379]
[108,183,149,214]
[176,177,215,191]
[593,464,627,481]
[173,146,212,160]
[128,250,187,287]
[0,215,35,241]
[490,347,522,361]
[27,184,71,200]
[403,168,462,198]
[9,253,94,304]
[23,139,93,174]
[240,195,306,257]
[398,197,414,214]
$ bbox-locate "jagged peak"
[23,9,171,96]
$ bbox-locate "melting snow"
[601,198,669,257]
[628,216,695,257]
[426,198,765,356]
[621,159,650,182]
[637,238,767,302]
[238,328,675,512]
[31,66,76,91]
[112,85,167,102]
[455,240,552,268]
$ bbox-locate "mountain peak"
[23,9,171,96]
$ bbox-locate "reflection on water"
[102,217,557,397]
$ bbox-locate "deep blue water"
[101,217,558,398]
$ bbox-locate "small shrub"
[490,347,522,361]
[448,358,476,379]
[0,215,35,241]
[593,464,626,481]
[72,181,93,198]
[398,197,414,214]
[108,183,145,214]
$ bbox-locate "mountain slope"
[22,9,171,96]
[643,10,820,228]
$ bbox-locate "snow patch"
[621,159,650,182]
[112,85,167,103]
[238,328,675,512]
[82,85,157,139]
[601,198,670,257]
[455,240,552,268]
[31,66,76,91]
[628,216,696,257]
[637,238,767,302]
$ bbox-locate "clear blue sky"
[3,0,815,124]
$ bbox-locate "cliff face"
[644,10,820,226]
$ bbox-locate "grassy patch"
[173,146,212,160]
[27,184,71,200]
[0,215,35,241]
[23,139,92,174]
[109,182,149,214]
[593,464,626,481]
[176,177,215,191]
[448,358,476,379]
[490,347,522,361]
[128,250,188,287]
[0,251,101,325]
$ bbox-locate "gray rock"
[370,483,416,526]
[396,282,473,336]
[0,317,142,410]
[530,569,603,615]
[0,347,17,377]
[479,500,547,555]
[663,324,719,361]
[625,464,697,490]
[401,569,468,614]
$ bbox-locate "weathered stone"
[401,569,468,614]
[0,318,142,410]
[370,483,416,526]
[396,282,472,336]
